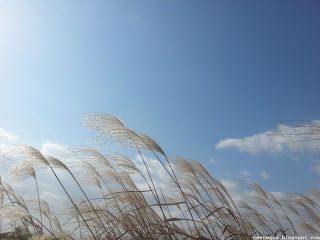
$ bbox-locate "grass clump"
[0,113,319,239]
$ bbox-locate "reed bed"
[0,113,319,239]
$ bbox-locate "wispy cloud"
[260,170,270,180]
[240,170,250,176]
[0,128,19,144]
[215,131,283,154]
[219,179,246,202]
[270,191,286,199]
[215,121,320,154]
[209,158,215,164]
[40,142,67,157]
[312,164,320,176]
[132,154,171,191]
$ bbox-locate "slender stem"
[148,148,201,237]
[24,217,59,240]
[0,181,34,236]
[67,169,111,239]
[136,149,173,239]
[34,175,43,232]
[47,164,98,240]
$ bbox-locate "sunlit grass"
[0,114,319,239]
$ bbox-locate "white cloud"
[209,158,215,164]
[312,164,320,176]
[215,130,284,154]
[240,170,250,176]
[0,128,18,144]
[220,179,246,202]
[220,179,237,190]
[132,154,172,191]
[40,142,67,157]
[215,121,320,154]
[41,191,62,201]
[270,191,286,199]
[260,170,270,180]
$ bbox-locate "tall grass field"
[0,113,319,239]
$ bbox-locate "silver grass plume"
[79,161,102,189]
[2,145,48,167]
[30,232,73,240]
[82,114,176,235]
[106,152,139,174]
[0,206,29,221]
[44,155,68,170]
[51,215,63,232]
[82,113,164,155]
[27,199,51,215]
[46,154,109,237]
[8,150,49,231]
[9,160,36,180]
[67,147,111,164]
[0,183,5,206]
[69,148,140,182]
[68,160,102,189]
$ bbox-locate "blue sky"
[1,1,320,195]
